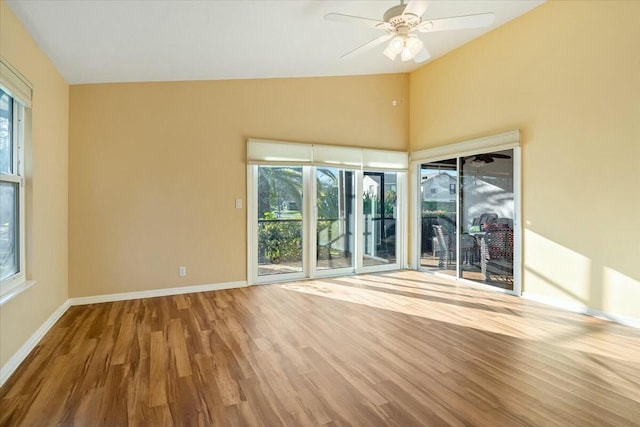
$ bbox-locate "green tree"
[257,166,302,218]
[316,168,339,220]
[363,189,397,218]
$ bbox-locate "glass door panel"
[363,171,397,267]
[253,164,406,282]
[257,165,304,277]
[460,149,515,290]
[316,168,355,271]
[420,160,457,276]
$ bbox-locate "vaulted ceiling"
[6,0,544,84]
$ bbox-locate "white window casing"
[0,58,32,108]
[0,58,34,305]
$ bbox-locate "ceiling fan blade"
[324,12,388,29]
[417,12,495,33]
[491,154,511,159]
[403,0,430,18]
[413,46,431,63]
[341,34,393,59]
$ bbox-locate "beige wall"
[410,1,640,320]
[0,1,69,367]
[69,75,409,297]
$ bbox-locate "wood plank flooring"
[1,270,639,426]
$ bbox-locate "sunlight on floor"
[280,271,640,363]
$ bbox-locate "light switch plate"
[235,199,242,209]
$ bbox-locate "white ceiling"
[6,0,544,84]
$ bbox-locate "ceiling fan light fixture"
[388,35,405,54]
[382,44,399,61]
[400,36,423,61]
[325,1,496,63]
[400,47,412,61]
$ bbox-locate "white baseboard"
[68,280,248,306]
[1,280,248,387]
[0,299,71,387]
[522,292,640,328]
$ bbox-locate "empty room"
[1,0,639,425]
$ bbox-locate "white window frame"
[248,166,408,284]
[246,139,409,285]
[0,58,34,305]
[410,130,522,296]
[359,169,406,274]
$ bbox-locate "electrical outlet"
[179,266,187,277]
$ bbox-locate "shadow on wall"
[524,229,639,322]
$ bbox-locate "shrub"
[258,217,302,264]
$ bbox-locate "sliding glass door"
[418,149,518,292]
[420,160,457,276]
[256,165,305,280]
[460,150,515,290]
[316,168,355,272]
[363,171,398,268]
[251,165,404,283]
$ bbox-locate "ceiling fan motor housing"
[384,4,421,29]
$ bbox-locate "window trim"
[0,85,30,304]
[0,57,36,306]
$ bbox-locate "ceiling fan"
[465,153,511,168]
[325,0,495,63]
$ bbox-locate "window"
[449,183,456,194]
[247,139,408,283]
[0,59,32,303]
[0,89,24,283]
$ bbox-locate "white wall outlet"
[178,266,187,277]
[235,198,242,209]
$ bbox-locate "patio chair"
[460,233,477,264]
[478,213,498,227]
[480,223,514,282]
[470,213,498,232]
[497,217,513,228]
[432,225,454,268]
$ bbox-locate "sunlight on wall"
[409,1,640,323]
[602,267,640,320]
[524,230,591,305]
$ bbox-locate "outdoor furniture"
[432,225,454,268]
[480,223,514,281]
[460,233,477,264]
[497,217,513,228]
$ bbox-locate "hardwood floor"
[1,270,639,426]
